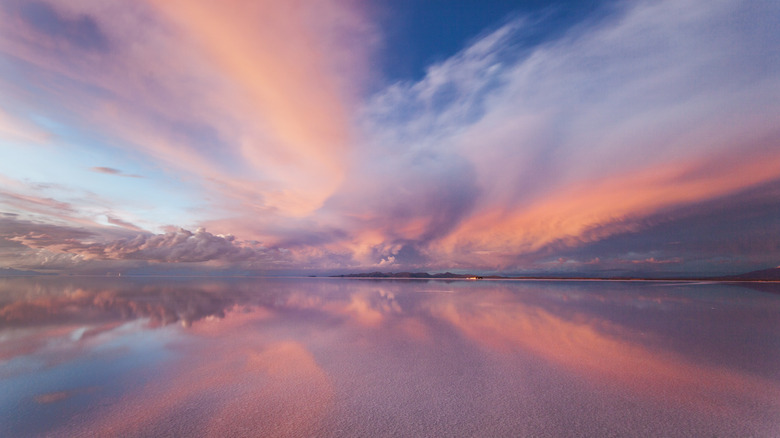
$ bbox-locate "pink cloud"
[1,0,374,219]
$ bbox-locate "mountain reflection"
[1,277,779,437]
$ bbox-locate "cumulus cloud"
[0,218,277,270]
[11,227,263,263]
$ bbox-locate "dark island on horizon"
[331,267,780,282]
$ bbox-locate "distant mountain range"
[714,267,780,281]
[333,267,780,282]
[0,268,56,276]
[332,271,483,279]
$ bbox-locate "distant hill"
[332,268,780,282]
[331,271,483,279]
[716,267,780,281]
[0,268,55,277]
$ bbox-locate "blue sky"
[375,0,609,83]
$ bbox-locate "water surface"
[1,277,779,437]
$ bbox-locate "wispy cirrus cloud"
[0,0,375,219]
[105,215,144,232]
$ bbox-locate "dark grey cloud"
[527,180,780,276]
[15,1,110,52]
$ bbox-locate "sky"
[0,0,779,277]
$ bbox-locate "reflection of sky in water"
[1,319,176,437]
[0,277,779,437]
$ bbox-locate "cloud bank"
[1,218,276,272]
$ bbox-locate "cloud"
[0,217,97,242]
[332,0,780,271]
[10,226,264,263]
[203,0,780,274]
[0,107,52,144]
[105,215,144,232]
[1,0,778,274]
[90,166,121,175]
[90,167,141,178]
[535,179,780,275]
[0,217,282,272]
[0,191,75,216]
[14,1,111,52]
[0,181,148,236]
[0,0,377,240]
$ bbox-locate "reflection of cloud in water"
[35,391,71,404]
[0,281,239,329]
[57,339,334,437]
[343,290,401,327]
[35,387,98,404]
[210,342,334,436]
[0,278,410,331]
[1,278,779,436]
[427,289,780,418]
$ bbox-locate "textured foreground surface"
[1,277,779,437]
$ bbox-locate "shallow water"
[1,276,778,437]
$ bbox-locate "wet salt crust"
[0,277,778,437]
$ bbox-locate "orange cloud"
[145,0,370,216]
[435,144,780,268]
[1,0,372,225]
